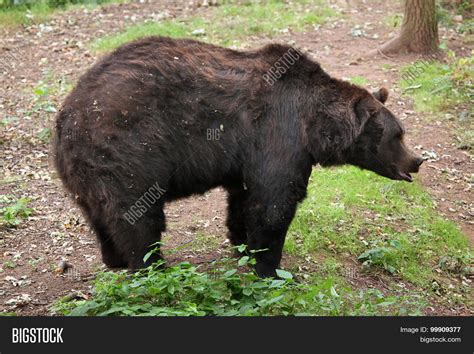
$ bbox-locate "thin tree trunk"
[377,0,439,54]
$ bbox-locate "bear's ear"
[372,87,389,104]
[355,95,380,121]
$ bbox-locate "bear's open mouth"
[396,171,413,182]
[390,165,413,182]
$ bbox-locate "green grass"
[458,18,474,34]
[92,20,193,52]
[0,2,51,27]
[285,166,472,304]
[384,13,403,29]
[399,50,473,150]
[0,0,127,28]
[381,63,394,70]
[92,0,338,51]
[348,75,368,86]
[400,52,473,113]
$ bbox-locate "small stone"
[56,260,71,274]
[191,29,206,36]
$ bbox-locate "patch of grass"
[92,20,193,52]
[437,0,474,28]
[399,50,473,150]
[37,127,52,143]
[0,116,19,126]
[0,0,127,28]
[457,18,474,34]
[0,2,51,28]
[186,231,221,254]
[285,166,472,301]
[437,1,454,27]
[212,0,337,45]
[92,0,338,52]
[384,13,403,29]
[22,71,72,144]
[400,50,473,113]
[381,63,395,71]
[3,260,17,269]
[348,75,368,86]
[455,129,474,151]
[0,195,34,228]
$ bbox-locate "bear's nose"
[416,157,424,167]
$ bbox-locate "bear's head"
[305,85,423,181]
[345,88,423,182]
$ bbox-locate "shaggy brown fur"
[53,37,422,277]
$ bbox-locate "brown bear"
[53,37,423,277]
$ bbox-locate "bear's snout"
[409,156,424,173]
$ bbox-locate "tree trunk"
[377,0,439,54]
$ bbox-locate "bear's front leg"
[245,196,298,278]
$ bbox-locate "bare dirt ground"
[0,0,472,315]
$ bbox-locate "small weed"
[37,127,52,143]
[358,240,404,274]
[384,13,403,28]
[1,116,19,126]
[381,63,394,71]
[32,83,57,114]
[457,19,474,34]
[3,260,17,269]
[0,196,34,227]
[348,76,368,86]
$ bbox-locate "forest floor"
[0,0,472,315]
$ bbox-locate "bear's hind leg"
[226,187,248,247]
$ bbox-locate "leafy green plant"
[32,84,57,113]
[438,253,473,275]
[52,258,297,316]
[358,240,403,274]
[52,245,426,316]
[0,196,34,227]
